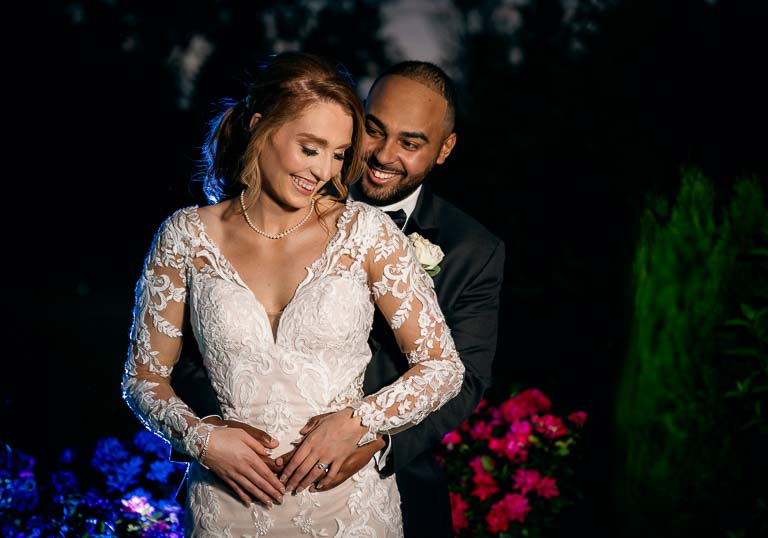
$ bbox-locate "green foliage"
[616,169,768,537]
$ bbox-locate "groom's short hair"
[370,61,457,133]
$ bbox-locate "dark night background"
[3,1,767,537]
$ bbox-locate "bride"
[121,52,464,537]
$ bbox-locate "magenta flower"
[517,388,552,413]
[509,419,532,438]
[502,425,532,463]
[449,491,470,533]
[498,397,534,423]
[503,435,529,463]
[469,456,491,474]
[485,501,510,533]
[437,387,585,536]
[488,436,506,454]
[536,476,560,499]
[472,470,500,501]
[532,414,569,439]
[470,420,494,441]
[500,493,532,523]
[441,431,462,446]
[568,410,587,426]
[486,492,532,532]
[513,468,542,495]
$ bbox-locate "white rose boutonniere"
[407,232,444,277]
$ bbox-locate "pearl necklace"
[239,189,316,240]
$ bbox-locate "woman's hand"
[202,426,286,507]
[279,408,369,494]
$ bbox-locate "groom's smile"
[365,156,405,185]
[358,74,457,205]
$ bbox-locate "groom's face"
[359,75,457,205]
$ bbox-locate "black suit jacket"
[170,186,505,537]
[363,186,505,537]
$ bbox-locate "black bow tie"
[385,209,408,230]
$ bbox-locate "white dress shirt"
[348,184,422,231]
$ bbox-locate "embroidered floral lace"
[121,200,464,461]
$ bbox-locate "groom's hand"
[308,441,384,492]
[278,413,386,492]
[203,417,283,474]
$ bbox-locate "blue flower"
[125,486,154,504]
[157,498,183,513]
[133,430,170,458]
[1,431,191,536]
[0,469,13,510]
[91,438,129,473]
[12,473,38,511]
[58,448,76,465]
[104,455,143,492]
[51,470,78,495]
[147,459,178,483]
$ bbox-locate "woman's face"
[257,101,353,209]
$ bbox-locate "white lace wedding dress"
[121,200,464,537]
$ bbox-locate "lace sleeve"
[121,211,213,460]
[352,211,465,445]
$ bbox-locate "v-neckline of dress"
[189,199,353,346]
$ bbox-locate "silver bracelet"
[198,426,214,470]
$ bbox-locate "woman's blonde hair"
[200,52,365,209]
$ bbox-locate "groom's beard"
[357,155,437,206]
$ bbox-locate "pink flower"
[498,397,534,423]
[488,436,506,455]
[474,398,488,413]
[470,420,493,441]
[509,419,532,437]
[503,434,529,463]
[517,388,552,413]
[472,470,500,501]
[499,493,532,523]
[486,501,510,533]
[512,468,542,495]
[568,410,587,426]
[501,424,532,463]
[487,406,504,427]
[469,456,491,474]
[536,476,560,499]
[532,414,569,439]
[121,495,154,517]
[449,491,470,533]
[441,430,462,446]
[486,493,532,532]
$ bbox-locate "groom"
[172,61,505,537]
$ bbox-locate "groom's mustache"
[365,155,405,176]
